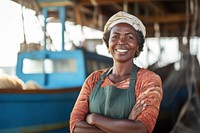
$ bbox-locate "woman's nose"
[118,36,125,44]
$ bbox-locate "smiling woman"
[70,11,163,133]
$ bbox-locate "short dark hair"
[102,29,145,58]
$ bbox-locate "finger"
[86,114,92,124]
[133,100,146,110]
[129,104,146,120]
[133,102,147,113]
[129,102,147,120]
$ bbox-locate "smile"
[115,49,128,53]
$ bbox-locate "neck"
[112,61,134,76]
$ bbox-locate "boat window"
[22,58,76,74]
[23,59,44,74]
[44,59,76,73]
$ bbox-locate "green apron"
[89,65,139,119]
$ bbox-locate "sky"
[0,0,199,74]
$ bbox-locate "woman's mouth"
[115,49,128,53]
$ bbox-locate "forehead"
[110,23,136,34]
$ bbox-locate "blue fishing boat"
[0,50,112,133]
[0,1,113,132]
[0,88,79,133]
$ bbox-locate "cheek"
[108,39,114,49]
[131,42,138,49]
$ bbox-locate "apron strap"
[100,68,113,79]
[99,67,113,83]
[129,65,139,90]
[90,68,113,100]
[127,65,139,109]
[95,68,113,89]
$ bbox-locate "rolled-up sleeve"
[69,70,103,133]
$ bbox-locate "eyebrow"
[111,32,135,36]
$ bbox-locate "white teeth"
[116,49,128,52]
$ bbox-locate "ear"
[135,46,140,57]
[137,45,139,51]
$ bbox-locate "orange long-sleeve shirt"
[70,68,163,133]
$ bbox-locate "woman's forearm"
[73,121,105,133]
[86,113,148,133]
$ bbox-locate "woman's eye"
[126,35,134,40]
[111,35,118,39]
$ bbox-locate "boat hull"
[0,88,80,133]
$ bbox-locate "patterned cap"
[104,11,146,37]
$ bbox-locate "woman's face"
[108,23,138,62]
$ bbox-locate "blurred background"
[2,0,200,74]
[0,0,199,133]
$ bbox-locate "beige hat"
[104,11,146,37]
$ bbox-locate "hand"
[74,121,105,133]
[86,113,95,125]
[128,100,147,120]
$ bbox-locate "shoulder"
[87,68,109,80]
[90,68,108,76]
[84,68,109,87]
[138,68,160,78]
[137,68,162,84]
